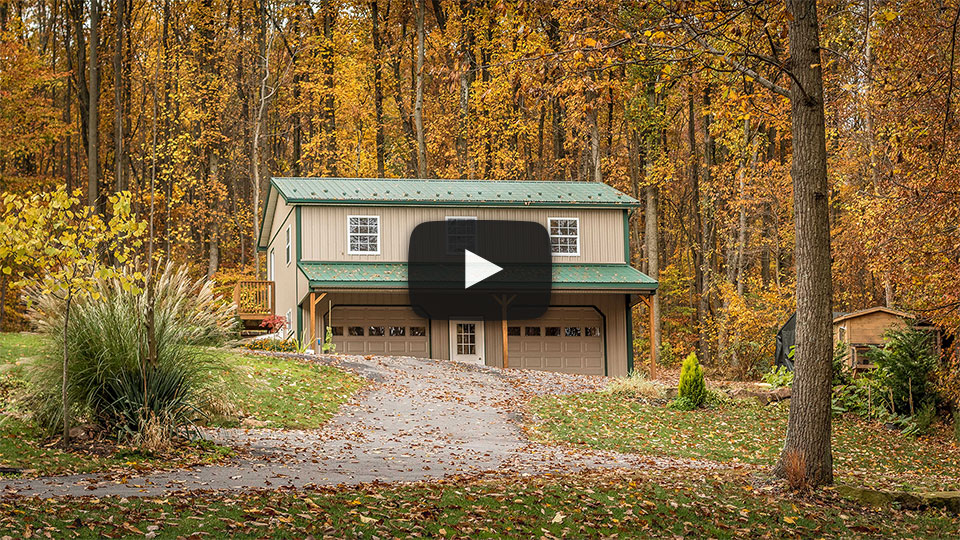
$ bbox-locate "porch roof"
[298,262,657,292]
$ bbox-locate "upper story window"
[348,215,380,254]
[268,248,275,280]
[285,225,292,265]
[445,216,477,254]
[549,217,580,256]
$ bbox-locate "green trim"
[256,182,275,249]
[622,209,631,264]
[295,207,302,342]
[625,294,634,374]
[270,177,642,208]
[266,208,295,251]
[298,261,657,291]
[284,199,639,209]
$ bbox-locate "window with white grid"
[548,217,580,256]
[347,215,380,254]
[445,216,477,254]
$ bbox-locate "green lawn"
[0,333,363,476]
[528,391,960,492]
[0,469,956,538]
[207,348,365,429]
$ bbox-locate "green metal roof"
[271,177,640,208]
[298,262,657,291]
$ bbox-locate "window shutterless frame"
[444,215,477,254]
[268,248,275,280]
[347,215,381,255]
[548,217,580,256]
[285,225,292,265]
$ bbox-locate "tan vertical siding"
[843,312,909,345]
[300,206,625,263]
[268,201,298,337]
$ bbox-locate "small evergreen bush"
[677,352,706,408]
[866,326,938,416]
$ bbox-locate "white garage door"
[507,308,604,375]
[330,307,430,357]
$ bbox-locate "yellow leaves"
[882,10,898,22]
[583,38,598,48]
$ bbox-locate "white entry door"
[450,320,484,364]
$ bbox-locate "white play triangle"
[463,249,503,289]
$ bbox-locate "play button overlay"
[464,250,502,289]
[408,220,551,320]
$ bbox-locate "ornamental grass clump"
[25,262,236,449]
[674,352,706,410]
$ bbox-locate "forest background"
[1,0,958,380]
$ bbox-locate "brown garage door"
[507,308,604,375]
[330,307,429,357]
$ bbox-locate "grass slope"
[528,391,960,492]
[207,349,364,430]
[0,333,363,476]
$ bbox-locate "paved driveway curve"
[1,354,732,497]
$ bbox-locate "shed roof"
[297,262,657,292]
[270,177,641,208]
[833,306,913,324]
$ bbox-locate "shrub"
[25,262,235,448]
[668,395,698,411]
[866,326,938,416]
[761,366,794,389]
[832,342,851,387]
[321,326,336,354]
[245,337,301,353]
[677,352,706,408]
[607,371,665,400]
[259,315,287,334]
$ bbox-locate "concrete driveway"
[1,353,724,497]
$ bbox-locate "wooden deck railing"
[233,280,275,320]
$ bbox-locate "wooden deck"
[234,280,275,326]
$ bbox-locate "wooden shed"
[833,307,914,372]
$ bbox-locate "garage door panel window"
[331,326,343,336]
[585,326,600,337]
[507,326,521,336]
[525,327,541,336]
[545,326,561,337]
[548,217,580,256]
[348,326,364,336]
[389,326,406,336]
[410,326,427,337]
[565,327,582,337]
[348,216,380,254]
[369,326,385,336]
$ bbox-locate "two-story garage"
[256,177,657,377]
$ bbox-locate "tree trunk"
[414,0,427,177]
[87,0,101,212]
[322,0,337,175]
[699,87,715,365]
[644,179,661,357]
[586,86,601,182]
[688,91,703,332]
[456,0,474,177]
[372,0,385,177]
[775,0,835,488]
[113,0,124,192]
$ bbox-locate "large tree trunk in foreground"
[775,0,835,487]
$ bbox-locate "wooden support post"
[308,292,327,355]
[307,292,316,354]
[494,294,516,369]
[641,295,657,379]
[649,292,657,379]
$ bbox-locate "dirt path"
[0,354,741,497]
